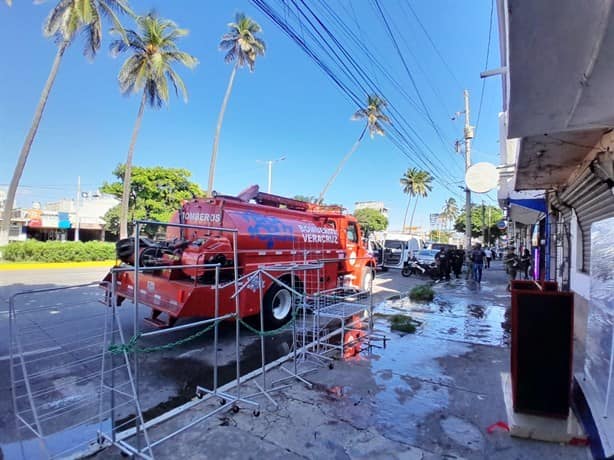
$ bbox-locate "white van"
[383,233,424,269]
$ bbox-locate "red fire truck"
[104,186,376,329]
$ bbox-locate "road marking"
[0,346,62,362]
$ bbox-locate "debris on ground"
[409,284,435,301]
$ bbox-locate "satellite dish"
[465,162,499,193]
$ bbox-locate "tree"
[101,165,203,238]
[429,230,451,243]
[208,13,266,196]
[440,197,459,230]
[354,208,388,236]
[400,168,433,232]
[319,95,390,202]
[111,13,198,239]
[454,204,504,244]
[0,0,132,245]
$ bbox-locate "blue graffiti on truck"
[238,211,295,249]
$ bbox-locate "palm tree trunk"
[0,41,68,246]
[119,91,147,240]
[408,198,419,233]
[207,63,238,196]
[318,125,367,203]
[402,195,412,232]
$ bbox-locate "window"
[347,223,358,243]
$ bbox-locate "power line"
[474,0,494,137]
[402,1,463,91]
[250,0,465,194]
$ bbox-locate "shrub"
[409,284,435,302]
[1,241,115,262]
[389,314,421,333]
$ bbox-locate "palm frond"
[166,67,188,102]
[219,12,265,70]
[114,11,197,109]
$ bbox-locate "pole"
[482,201,486,244]
[257,156,285,194]
[75,176,80,241]
[463,90,472,253]
[487,207,491,245]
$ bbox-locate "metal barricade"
[8,282,147,459]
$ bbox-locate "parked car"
[414,249,440,265]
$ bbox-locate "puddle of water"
[369,334,468,445]
[1,419,110,460]
[121,332,294,427]
[377,295,510,347]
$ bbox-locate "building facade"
[495,0,614,455]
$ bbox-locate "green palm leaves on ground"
[111,13,198,239]
[207,13,266,196]
[0,0,132,246]
[319,95,390,202]
[400,167,433,232]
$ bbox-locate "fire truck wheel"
[361,268,375,291]
[263,283,293,329]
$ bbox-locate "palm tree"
[318,95,390,202]
[400,168,433,232]
[0,0,132,245]
[111,13,198,239]
[440,197,459,230]
[207,13,265,196]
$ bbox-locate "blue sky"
[0,0,501,231]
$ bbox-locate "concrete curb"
[0,261,115,271]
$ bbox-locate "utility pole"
[482,201,486,244]
[74,176,80,242]
[257,156,286,193]
[463,90,473,253]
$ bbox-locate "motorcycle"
[401,258,424,277]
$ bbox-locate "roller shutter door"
[559,156,614,273]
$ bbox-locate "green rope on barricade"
[237,305,300,337]
[108,319,223,355]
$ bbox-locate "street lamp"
[257,156,286,193]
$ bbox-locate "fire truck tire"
[263,283,293,329]
[361,268,375,291]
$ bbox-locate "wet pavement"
[1,263,592,459]
[97,262,589,459]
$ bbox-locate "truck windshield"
[384,240,404,249]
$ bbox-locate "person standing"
[504,247,520,291]
[470,243,486,284]
[435,248,451,281]
[452,248,464,278]
[484,247,492,268]
[520,248,532,280]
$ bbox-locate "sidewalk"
[97,261,590,459]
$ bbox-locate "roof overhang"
[507,0,614,138]
[504,0,614,190]
[515,129,608,190]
